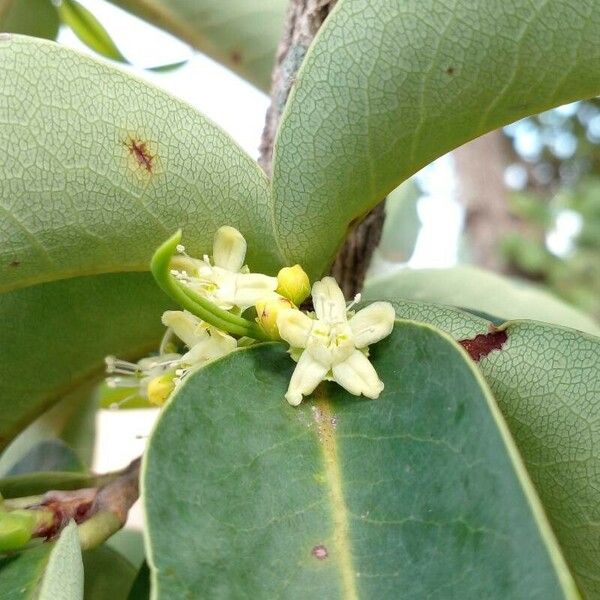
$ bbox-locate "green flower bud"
[0,510,36,552]
[256,296,296,340]
[276,265,311,305]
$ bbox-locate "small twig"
[13,457,141,550]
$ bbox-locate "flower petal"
[161,310,209,348]
[312,276,347,323]
[277,308,314,348]
[180,330,236,366]
[332,350,384,399]
[212,226,247,272]
[349,302,395,348]
[230,272,278,308]
[285,351,329,406]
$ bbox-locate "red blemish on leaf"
[312,544,328,560]
[125,138,154,172]
[459,329,508,361]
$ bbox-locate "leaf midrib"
[314,390,358,600]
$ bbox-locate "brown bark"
[453,130,515,272]
[259,0,385,298]
[258,0,337,174]
[13,457,141,549]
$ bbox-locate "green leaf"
[0,471,105,499]
[0,35,287,443]
[127,561,150,600]
[0,35,280,295]
[378,181,421,263]
[83,545,137,600]
[107,529,145,569]
[0,272,168,451]
[57,0,127,62]
[39,521,83,600]
[380,301,600,598]
[272,0,600,279]
[107,0,286,90]
[0,544,52,599]
[0,382,99,476]
[144,323,577,598]
[363,266,600,336]
[4,440,84,476]
[0,540,133,600]
[479,321,600,599]
[146,60,188,73]
[0,0,59,40]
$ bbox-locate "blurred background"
[2,0,599,552]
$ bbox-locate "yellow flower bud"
[276,265,311,305]
[147,372,176,407]
[256,296,296,340]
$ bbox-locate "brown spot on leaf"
[9,260,20,268]
[446,66,456,75]
[459,329,508,361]
[124,137,154,173]
[312,544,328,560]
[230,50,243,65]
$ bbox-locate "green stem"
[77,511,122,550]
[151,231,268,340]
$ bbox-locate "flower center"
[307,321,354,366]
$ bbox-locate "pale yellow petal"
[180,332,236,366]
[332,350,384,399]
[285,351,329,406]
[212,226,247,272]
[277,308,314,348]
[231,273,278,308]
[349,302,395,348]
[311,276,347,323]
[161,310,208,348]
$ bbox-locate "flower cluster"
[105,227,395,408]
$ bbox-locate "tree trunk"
[259,0,385,298]
[453,130,515,272]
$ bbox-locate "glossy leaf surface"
[144,323,576,598]
[383,300,600,598]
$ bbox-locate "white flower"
[161,310,236,371]
[105,310,238,407]
[170,226,277,311]
[105,353,181,405]
[277,277,395,406]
